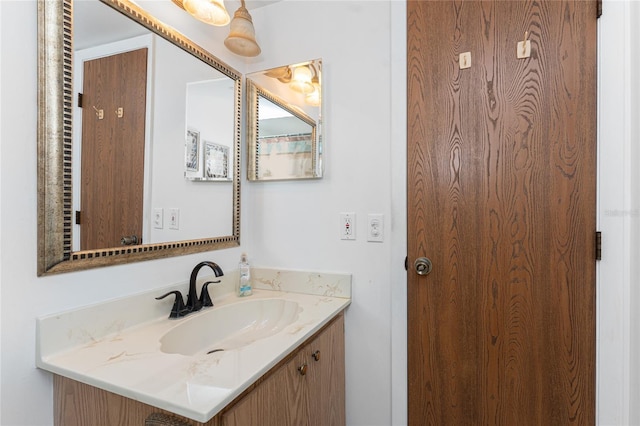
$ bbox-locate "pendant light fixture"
[173,0,231,26]
[224,0,261,57]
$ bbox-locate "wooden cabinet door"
[308,316,345,426]
[221,315,345,426]
[221,348,311,426]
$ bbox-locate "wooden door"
[80,48,147,250]
[407,1,597,424]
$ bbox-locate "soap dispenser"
[237,252,253,297]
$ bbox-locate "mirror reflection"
[246,59,323,181]
[184,79,234,182]
[37,0,241,275]
[72,0,236,250]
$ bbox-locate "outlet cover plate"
[340,212,356,240]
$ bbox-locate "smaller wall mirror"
[246,59,323,181]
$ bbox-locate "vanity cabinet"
[53,313,345,426]
[220,313,345,426]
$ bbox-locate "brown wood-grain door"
[407,1,597,424]
[80,48,147,250]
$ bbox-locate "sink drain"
[206,348,224,355]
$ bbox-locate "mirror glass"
[37,0,241,275]
[246,59,323,181]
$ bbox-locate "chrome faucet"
[156,261,224,319]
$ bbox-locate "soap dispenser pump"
[237,252,252,297]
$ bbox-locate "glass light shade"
[305,77,321,106]
[183,0,230,26]
[289,66,314,94]
[224,6,261,57]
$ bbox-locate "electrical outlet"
[367,214,384,242]
[340,212,356,240]
[169,208,180,230]
[153,208,163,229]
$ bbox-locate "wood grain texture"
[407,0,596,424]
[54,375,216,426]
[221,314,345,426]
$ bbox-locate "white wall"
[629,2,640,424]
[246,2,393,424]
[149,36,233,242]
[390,2,407,424]
[0,1,637,425]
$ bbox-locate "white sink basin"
[159,298,301,356]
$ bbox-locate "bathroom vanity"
[37,270,351,425]
[54,314,344,426]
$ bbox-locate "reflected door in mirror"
[80,48,147,249]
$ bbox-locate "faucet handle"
[200,280,221,307]
[155,290,187,319]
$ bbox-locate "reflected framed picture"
[185,129,200,172]
[204,141,230,179]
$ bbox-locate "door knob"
[414,257,432,276]
[120,235,138,245]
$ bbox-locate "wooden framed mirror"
[37,0,241,275]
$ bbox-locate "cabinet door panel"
[221,350,311,426]
[308,317,345,426]
[221,315,345,426]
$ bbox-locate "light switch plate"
[153,208,163,229]
[367,214,384,242]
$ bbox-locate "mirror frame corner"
[37,0,242,276]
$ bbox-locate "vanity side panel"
[53,375,218,426]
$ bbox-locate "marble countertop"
[36,269,351,423]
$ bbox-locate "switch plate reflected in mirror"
[246,59,323,181]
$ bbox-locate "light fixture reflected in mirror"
[306,75,321,106]
[224,0,261,57]
[264,63,321,106]
[172,0,230,26]
[289,66,314,94]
